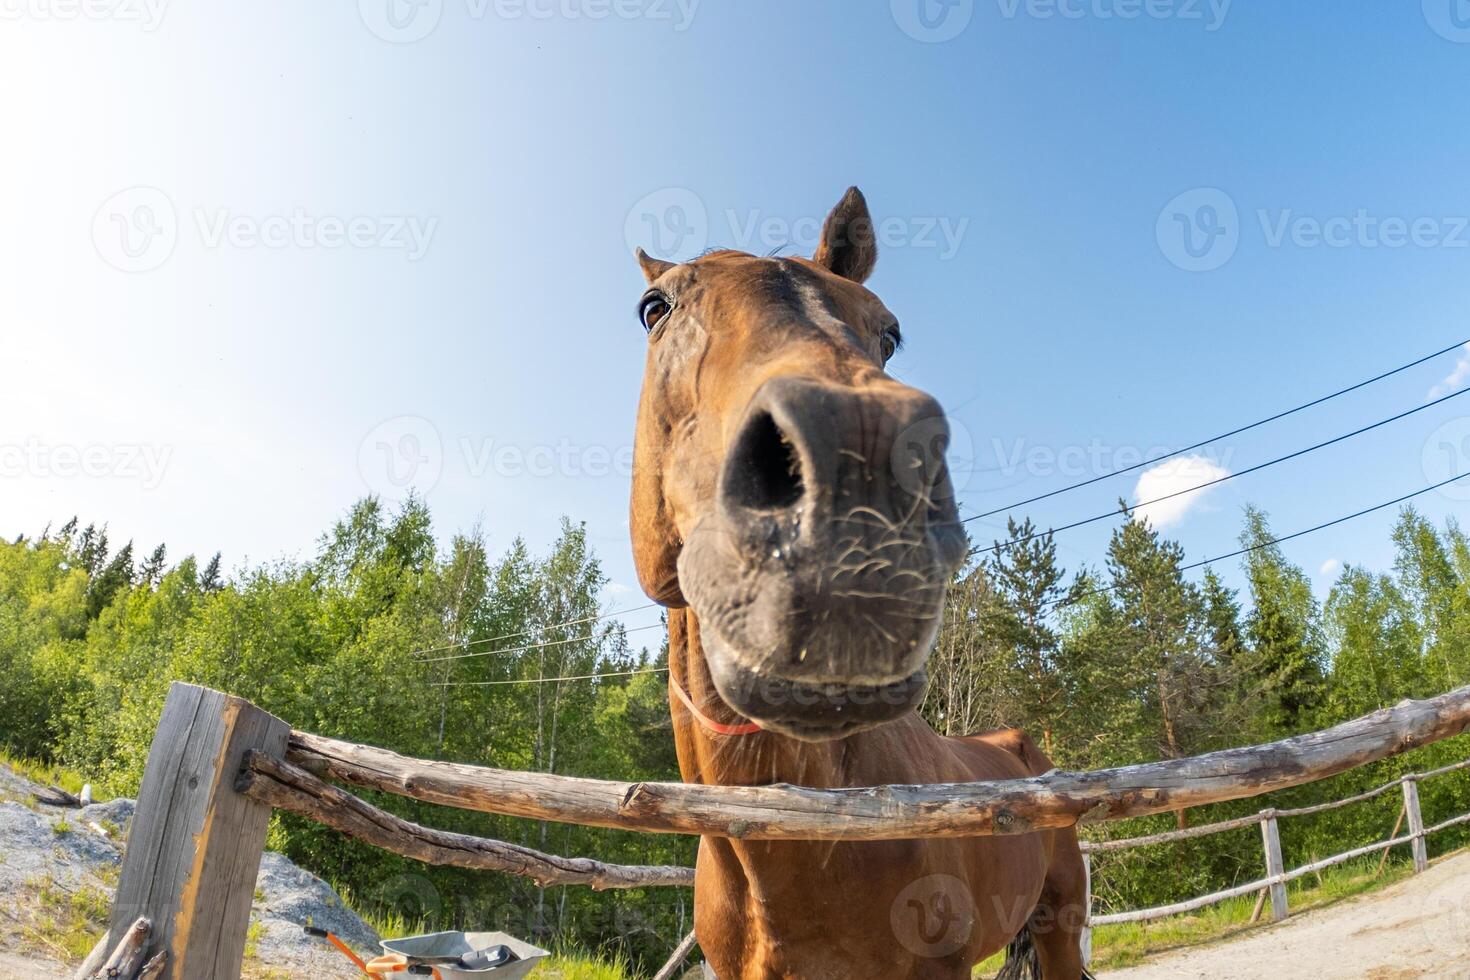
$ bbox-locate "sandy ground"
[1106,851,1470,980]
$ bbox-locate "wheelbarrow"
[307,926,549,979]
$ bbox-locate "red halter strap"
[669,675,764,736]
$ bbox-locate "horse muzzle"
[678,375,966,741]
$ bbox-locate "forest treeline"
[0,495,1467,968]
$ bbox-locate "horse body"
[668,609,1084,979]
[629,188,1089,978]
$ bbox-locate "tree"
[1239,507,1326,735]
[199,552,224,593]
[86,541,134,619]
[984,519,1078,756]
[1100,508,1219,763]
[139,544,168,587]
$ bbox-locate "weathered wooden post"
[106,683,288,980]
[1079,851,1093,967]
[1259,811,1288,922]
[1401,777,1428,873]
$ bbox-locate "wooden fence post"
[107,683,288,980]
[1080,851,1093,967]
[1259,812,1288,922]
[1402,777,1428,873]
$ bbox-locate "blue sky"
[3,1,1469,644]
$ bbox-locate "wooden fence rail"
[107,681,1470,978]
[1082,759,1470,933]
[275,682,1470,841]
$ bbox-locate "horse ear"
[812,186,878,284]
[637,248,677,285]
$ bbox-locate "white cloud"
[1130,455,1231,529]
[1428,343,1470,399]
[1319,558,1342,578]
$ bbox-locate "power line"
[417,622,665,665]
[965,337,1470,521]
[409,602,659,659]
[1041,469,1469,611]
[964,385,1470,550]
[431,473,1468,685]
[432,666,668,687]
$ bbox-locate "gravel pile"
[0,764,380,978]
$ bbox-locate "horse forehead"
[693,254,868,329]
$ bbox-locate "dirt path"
[1106,851,1470,979]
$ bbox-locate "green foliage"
[0,497,689,973]
[3,493,1468,969]
[925,504,1470,917]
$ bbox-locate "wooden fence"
[1074,756,1470,960]
[94,681,1470,979]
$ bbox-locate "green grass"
[21,873,111,961]
[0,749,115,803]
[540,949,639,979]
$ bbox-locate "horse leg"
[1029,827,1090,979]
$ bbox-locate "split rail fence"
[92,681,1470,979]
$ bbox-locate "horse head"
[630,187,967,742]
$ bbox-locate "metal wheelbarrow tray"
[380,931,550,980]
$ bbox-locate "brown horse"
[629,188,1090,979]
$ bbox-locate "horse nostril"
[725,411,805,511]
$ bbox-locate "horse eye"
[880,328,901,362]
[639,292,672,332]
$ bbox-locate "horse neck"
[667,607,843,788]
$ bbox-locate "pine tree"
[139,544,168,587]
[86,541,135,618]
[199,552,224,593]
[984,518,1076,756]
[1240,507,1326,735]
